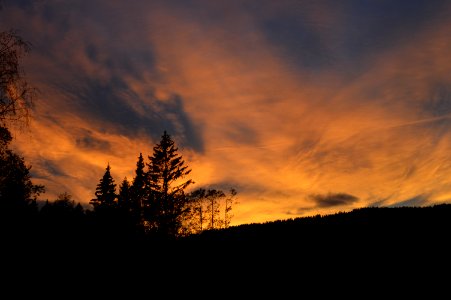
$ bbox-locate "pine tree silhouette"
[130,153,147,230]
[146,131,193,238]
[90,163,117,211]
[118,177,131,210]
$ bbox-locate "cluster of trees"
[90,131,238,239]
[0,126,44,226]
[0,21,237,240]
[1,25,44,230]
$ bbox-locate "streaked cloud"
[2,0,451,225]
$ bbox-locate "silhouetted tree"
[0,20,43,237]
[130,153,147,228]
[0,30,36,126]
[57,191,72,201]
[74,202,84,217]
[0,126,44,221]
[117,176,141,234]
[187,188,238,233]
[40,192,82,217]
[39,192,86,238]
[223,188,238,229]
[118,177,131,209]
[186,188,208,233]
[90,164,117,211]
[205,189,225,230]
[146,131,193,238]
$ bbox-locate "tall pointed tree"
[118,176,140,234]
[118,177,131,209]
[130,153,147,227]
[90,163,117,211]
[146,131,193,238]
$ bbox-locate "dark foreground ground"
[6,204,451,258]
[3,204,450,294]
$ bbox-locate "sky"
[2,0,451,225]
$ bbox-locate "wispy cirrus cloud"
[2,0,451,224]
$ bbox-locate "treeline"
[86,130,238,239]
[187,204,451,248]
[0,24,240,243]
[1,127,238,242]
[2,19,450,256]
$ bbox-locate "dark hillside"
[183,204,451,255]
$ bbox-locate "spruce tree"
[90,164,117,211]
[146,131,193,238]
[118,177,140,234]
[130,153,147,227]
[118,177,131,210]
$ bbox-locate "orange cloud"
[4,1,451,226]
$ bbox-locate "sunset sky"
[2,0,451,225]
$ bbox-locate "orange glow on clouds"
[3,1,451,225]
